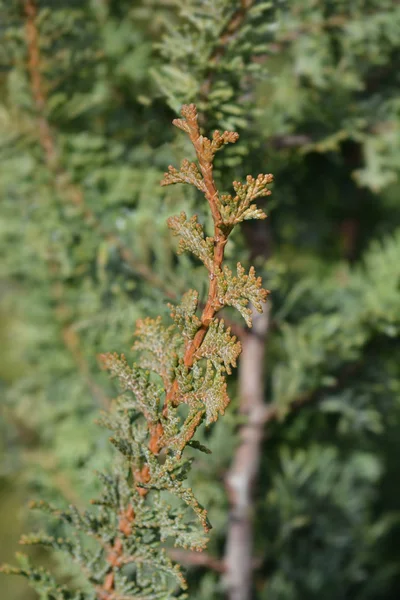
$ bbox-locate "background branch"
[199,0,255,119]
[23,0,178,302]
[224,303,270,600]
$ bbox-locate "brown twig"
[24,0,57,165]
[167,548,261,575]
[163,105,237,414]
[22,1,110,410]
[168,549,225,574]
[98,504,136,597]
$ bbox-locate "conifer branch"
[3,103,271,599]
[199,0,255,117]
[162,104,269,417]
[25,0,108,405]
[23,0,178,303]
[22,0,179,414]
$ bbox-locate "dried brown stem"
[24,0,57,165]
[158,106,271,596]
[99,504,136,597]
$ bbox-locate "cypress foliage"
[1,1,400,600]
[0,0,186,507]
[2,105,270,598]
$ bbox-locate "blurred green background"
[1,1,400,598]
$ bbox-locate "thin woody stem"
[98,505,136,597]
[24,0,57,165]
[164,107,229,415]
[168,548,225,573]
[182,112,226,361]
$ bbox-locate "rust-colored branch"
[164,106,230,415]
[99,504,136,597]
[24,0,57,166]
[182,121,227,361]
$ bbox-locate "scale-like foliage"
[3,104,269,598]
[188,361,230,427]
[2,553,90,600]
[220,174,272,225]
[169,289,202,342]
[161,160,206,193]
[197,319,241,374]
[2,2,400,599]
[154,0,275,131]
[167,212,215,271]
[133,317,181,388]
[217,263,269,326]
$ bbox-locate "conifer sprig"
[162,104,270,413]
[2,104,272,599]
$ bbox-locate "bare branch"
[224,303,270,600]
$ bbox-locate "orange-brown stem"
[164,108,228,420]
[100,504,136,595]
[24,0,57,165]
